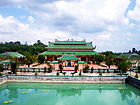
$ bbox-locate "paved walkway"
[16,71,140,80]
[19,63,118,71]
[16,71,126,76]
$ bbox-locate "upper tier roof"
[47,41,94,49]
[40,51,98,55]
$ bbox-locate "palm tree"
[118,60,131,74]
[104,53,116,73]
[105,54,115,68]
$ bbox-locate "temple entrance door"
[67,62,71,67]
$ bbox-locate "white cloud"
[0,15,72,44]
[97,34,111,41]
[28,16,35,23]
[0,0,140,52]
[24,0,130,33]
[17,5,22,8]
[127,0,140,21]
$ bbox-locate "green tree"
[38,55,45,64]
[11,62,17,74]
[102,51,114,56]
[105,54,115,68]
[22,52,37,67]
[118,60,131,74]
[0,41,47,55]
[93,54,104,65]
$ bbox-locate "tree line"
[0,40,47,55]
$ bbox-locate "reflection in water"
[57,88,81,96]
[0,83,140,105]
[119,88,132,101]
[8,88,18,99]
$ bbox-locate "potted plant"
[91,67,93,73]
[79,71,82,76]
[135,72,138,78]
[62,72,66,76]
[35,72,38,77]
[56,72,59,76]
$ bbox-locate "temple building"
[40,39,98,63]
[117,53,140,69]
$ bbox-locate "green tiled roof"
[40,51,98,55]
[47,41,93,49]
[117,53,140,59]
[116,54,130,59]
[78,61,86,64]
[0,52,24,58]
[58,54,78,60]
[128,53,140,59]
[0,60,11,64]
[54,41,87,44]
[51,61,59,64]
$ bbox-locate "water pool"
[0,83,140,105]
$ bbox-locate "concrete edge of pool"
[0,76,140,89]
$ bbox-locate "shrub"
[83,65,89,73]
[135,73,138,78]
[138,66,140,73]
[87,61,91,64]
[35,72,38,77]
[44,67,47,73]
[79,71,82,76]
[0,72,2,76]
[48,65,52,73]
[59,64,63,73]
[56,72,59,76]
[99,72,102,76]
[91,67,93,73]
[62,72,66,76]
[74,65,78,73]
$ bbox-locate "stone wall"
[0,76,7,85]
[0,76,127,84]
[126,76,140,89]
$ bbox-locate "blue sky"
[0,0,140,52]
